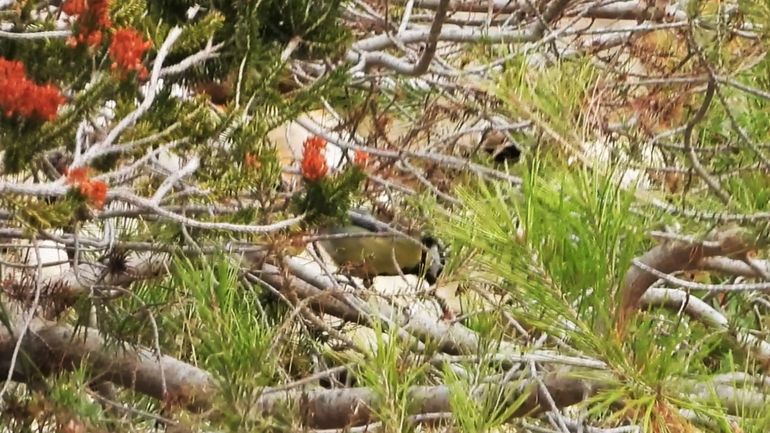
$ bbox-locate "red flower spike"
[109,28,152,79]
[66,167,90,184]
[301,136,328,181]
[0,57,64,121]
[64,0,112,48]
[82,180,108,209]
[354,149,369,167]
[31,84,66,121]
[65,166,108,209]
[62,0,87,16]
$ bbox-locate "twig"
[0,238,45,400]
[354,0,449,75]
[151,156,200,204]
[0,29,71,39]
[682,80,731,204]
[632,259,770,292]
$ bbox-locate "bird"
[478,129,521,164]
[315,211,445,286]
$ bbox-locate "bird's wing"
[317,224,423,277]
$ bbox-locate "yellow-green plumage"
[318,226,424,280]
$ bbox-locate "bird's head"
[420,235,446,285]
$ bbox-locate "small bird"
[315,212,445,286]
[479,129,521,164]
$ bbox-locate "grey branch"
[0,295,596,429]
[618,228,751,329]
[0,29,71,40]
[641,288,770,363]
[354,0,450,75]
[348,0,570,65]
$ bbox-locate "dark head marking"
[479,129,522,164]
[492,144,521,164]
[419,236,446,285]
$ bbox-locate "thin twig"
[0,238,44,400]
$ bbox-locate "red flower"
[354,149,369,167]
[30,84,65,120]
[109,28,152,80]
[301,136,328,181]
[64,0,111,47]
[66,166,108,209]
[81,179,108,209]
[0,58,64,121]
[62,0,87,15]
[0,57,25,77]
[66,167,90,184]
[244,152,261,170]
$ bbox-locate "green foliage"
[436,155,770,429]
[498,56,599,146]
[440,158,640,351]
[256,0,350,58]
[148,0,349,83]
[47,368,105,423]
[3,196,79,233]
[172,255,282,391]
[109,0,147,29]
[355,322,430,432]
[0,36,82,84]
[444,365,529,433]
[294,165,367,226]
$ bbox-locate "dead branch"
[641,288,770,364]
[0,294,599,429]
[253,370,594,429]
[618,228,751,331]
[0,299,216,411]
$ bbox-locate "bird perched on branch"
[315,210,445,286]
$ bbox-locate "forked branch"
[617,228,751,331]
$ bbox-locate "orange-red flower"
[80,179,108,209]
[62,0,87,15]
[31,84,66,120]
[66,166,108,209]
[109,28,152,80]
[66,167,90,184]
[244,152,261,170]
[301,135,328,181]
[64,0,111,47]
[0,58,64,121]
[354,149,369,167]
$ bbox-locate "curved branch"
[617,228,751,331]
[641,288,770,364]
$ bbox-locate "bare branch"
[618,228,751,330]
[641,288,770,364]
[254,372,594,429]
[0,300,216,411]
[355,0,450,75]
[0,29,71,39]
